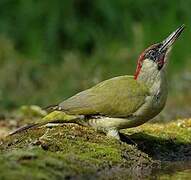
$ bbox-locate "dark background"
[0,0,190,119]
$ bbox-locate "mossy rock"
[1,118,191,179]
[0,124,157,179]
[123,119,191,161]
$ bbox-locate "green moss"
[0,124,155,179]
[0,148,97,180]
[1,118,191,179]
[123,119,191,161]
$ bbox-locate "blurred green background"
[0,0,191,119]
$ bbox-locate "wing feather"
[59,76,149,117]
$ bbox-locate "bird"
[10,25,185,139]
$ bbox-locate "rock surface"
[0,107,191,179]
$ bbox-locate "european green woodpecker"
[10,25,185,139]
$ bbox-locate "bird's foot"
[104,128,137,145]
[106,128,120,140]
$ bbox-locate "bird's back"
[58,76,149,117]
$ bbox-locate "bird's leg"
[87,116,136,130]
[105,128,120,140]
[87,116,139,142]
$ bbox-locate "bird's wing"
[58,76,150,117]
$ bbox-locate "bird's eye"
[149,50,155,57]
[145,50,157,61]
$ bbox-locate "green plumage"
[9,25,184,138]
[9,111,81,135]
[59,76,150,117]
[9,76,150,136]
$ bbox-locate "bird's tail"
[9,111,83,136]
[8,122,45,136]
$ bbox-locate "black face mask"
[144,44,166,70]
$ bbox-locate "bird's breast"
[129,77,168,128]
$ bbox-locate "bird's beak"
[159,24,185,53]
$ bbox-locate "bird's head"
[134,25,185,80]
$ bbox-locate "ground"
[0,106,191,179]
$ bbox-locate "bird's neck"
[135,59,167,93]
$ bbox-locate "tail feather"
[9,111,84,136]
[9,123,40,136]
